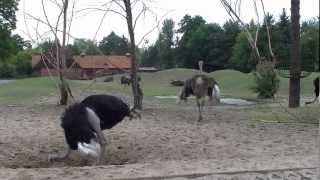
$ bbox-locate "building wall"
[39,68,114,80]
[40,68,83,79]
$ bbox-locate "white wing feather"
[77,139,101,158]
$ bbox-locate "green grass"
[0,77,57,104]
[0,69,318,104]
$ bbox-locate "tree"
[99,32,129,55]
[0,0,19,30]
[229,31,256,73]
[10,48,35,77]
[275,8,291,69]
[289,0,301,108]
[300,18,319,71]
[220,0,279,98]
[158,19,175,68]
[223,20,241,66]
[0,0,19,63]
[258,13,277,61]
[69,38,100,56]
[140,44,161,67]
[176,15,206,67]
[122,0,143,109]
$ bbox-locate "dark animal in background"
[120,75,141,87]
[177,74,220,121]
[306,77,319,104]
[49,94,140,164]
[103,76,114,82]
[170,80,185,87]
[120,75,131,87]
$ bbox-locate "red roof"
[74,55,131,69]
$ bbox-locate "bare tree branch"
[136,9,171,46]
[260,0,275,61]
[111,0,127,12]
[133,2,147,30]
[23,13,78,40]
[77,7,127,19]
[220,0,261,59]
[67,0,76,44]
[253,0,260,48]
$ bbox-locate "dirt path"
[0,93,318,179]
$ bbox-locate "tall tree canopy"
[68,39,100,55]
[99,32,129,55]
[0,0,19,30]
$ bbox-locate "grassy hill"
[0,69,318,104]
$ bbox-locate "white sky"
[15,0,319,47]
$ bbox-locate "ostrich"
[306,77,320,104]
[48,94,140,164]
[177,61,220,121]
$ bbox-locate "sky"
[15,0,319,47]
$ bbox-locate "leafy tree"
[257,13,277,61]
[223,20,241,66]
[300,18,319,71]
[11,34,32,51]
[99,32,129,55]
[0,0,20,70]
[69,38,100,55]
[10,48,35,77]
[187,23,227,70]
[0,0,19,30]
[140,44,161,67]
[0,29,15,63]
[274,8,291,69]
[229,31,256,73]
[176,15,206,67]
[158,19,175,68]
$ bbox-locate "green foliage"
[223,20,241,66]
[69,38,100,55]
[139,13,318,73]
[99,32,129,55]
[158,19,175,69]
[274,8,291,69]
[0,0,19,30]
[0,28,16,62]
[140,45,161,67]
[0,62,16,78]
[229,32,256,73]
[176,15,206,67]
[140,19,176,69]
[301,18,319,71]
[252,62,280,98]
[10,49,35,77]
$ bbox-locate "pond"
[154,96,256,106]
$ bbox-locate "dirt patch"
[0,93,318,180]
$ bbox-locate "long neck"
[198,61,203,73]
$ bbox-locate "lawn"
[0,69,318,104]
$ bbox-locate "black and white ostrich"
[306,77,320,104]
[48,94,140,164]
[177,61,221,121]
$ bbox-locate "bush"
[0,63,16,78]
[252,61,280,98]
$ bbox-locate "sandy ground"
[0,93,318,179]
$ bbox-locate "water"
[154,96,255,106]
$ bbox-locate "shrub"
[0,63,16,78]
[252,61,280,98]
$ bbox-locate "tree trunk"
[59,0,71,105]
[289,0,301,108]
[123,0,143,110]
